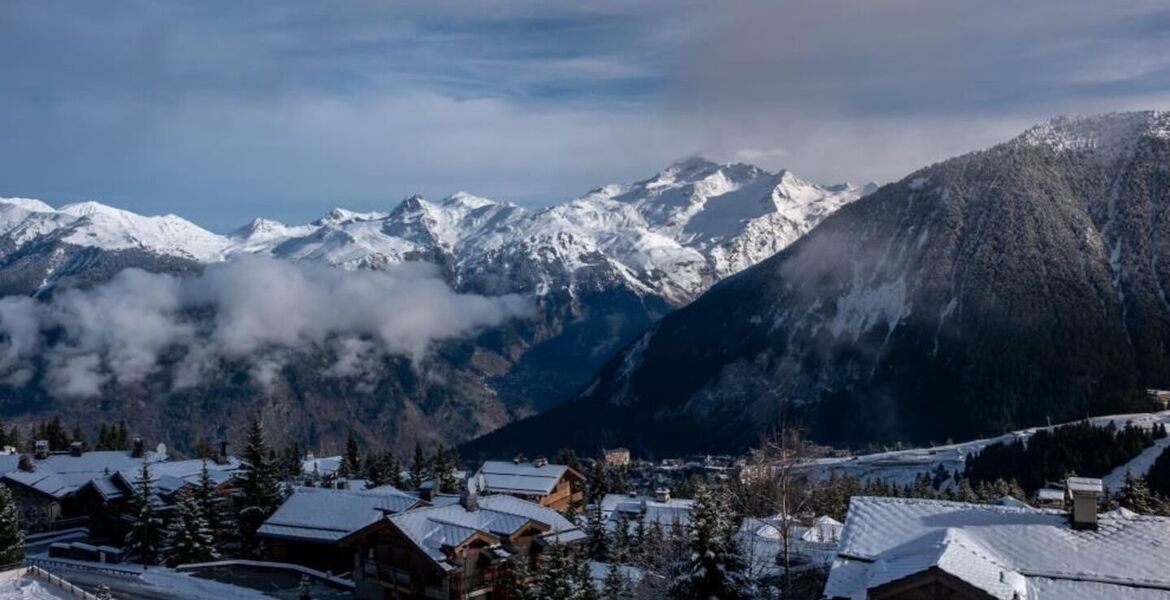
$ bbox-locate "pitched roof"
[824,496,1170,600]
[2,470,74,499]
[600,493,695,529]
[475,461,579,496]
[258,486,422,543]
[352,493,585,572]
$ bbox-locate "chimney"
[17,455,34,472]
[655,487,671,503]
[33,440,49,460]
[460,474,480,512]
[1066,477,1103,530]
[131,437,144,458]
[69,441,83,457]
[533,457,547,468]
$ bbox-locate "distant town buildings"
[602,448,630,467]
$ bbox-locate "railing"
[24,565,107,600]
[26,557,140,579]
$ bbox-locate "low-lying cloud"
[0,256,531,398]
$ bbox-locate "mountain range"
[0,159,865,453]
[466,111,1170,458]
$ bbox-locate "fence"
[24,564,106,600]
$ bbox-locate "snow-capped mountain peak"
[0,159,862,304]
[1016,111,1170,158]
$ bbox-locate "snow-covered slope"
[0,158,865,304]
[215,158,866,303]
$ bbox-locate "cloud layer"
[0,257,531,397]
[2,1,1170,228]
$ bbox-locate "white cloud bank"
[0,256,531,397]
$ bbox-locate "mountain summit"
[466,111,1170,458]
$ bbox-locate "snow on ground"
[804,410,1170,489]
[0,570,73,600]
[25,559,274,600]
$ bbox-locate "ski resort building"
[257,486,426,572]
[473,459,584,512]
[340,483,585,599]
[824,491,1170,599]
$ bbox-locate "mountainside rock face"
[465,112,1170,458]
[0,160,860,453]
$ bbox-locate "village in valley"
[0,395,1169,599]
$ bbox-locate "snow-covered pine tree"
[538,544,578,600]
[95,584,112,600]
[504,555,535,600]
[238,419,285,553]
[573,550,600,600]
[0,484,23,564]
[163,496,218,566]
[193,460,225,545]
[125,462,163,566]
[584,501,608,560]
[601,560,629,600]
[610,512,632,564]
[668,483,753,600]
[297,574,313,600]
[1119,468,1157,514]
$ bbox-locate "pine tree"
[584,501,608,560]
[238,419,284,553]
[669,483,753,600]
[382,452,404,488]
[610,512,632,564]
[95,585,112,600]
[163,496,218,566]
[573,550,599,600]
[538,544,578,600]
[587,461,609,504]
[125,462,163,566]
[341,432,361,479]
[192,460,225,547]
[1119,468,1157,514]
[0,484,23,564]
[434,445,459,493]
[601,560,629,600]
[409,442,426,490]
[506,556,535,600]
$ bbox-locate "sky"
[3,1,1170,231]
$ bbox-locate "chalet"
[600,489,694,531]
[824,487,1170,599]
[257,486,426,573]
[474,459,584,511]
[341,482,585,599]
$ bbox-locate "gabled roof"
[343,493,585,571]
[476,461,582,496]
[258,486,423,544]
[600,493,695,529]
[824,496,1170,600]
[2,470,74,499]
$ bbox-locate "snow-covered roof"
[824,496,1170,600]
[475,460,578,496]
[372,494,584,570]
[258,486,422,543]
[2,471,74,499]
[600,493,695,529]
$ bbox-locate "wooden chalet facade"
[340,488,585,599]
[474,460,584,512]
